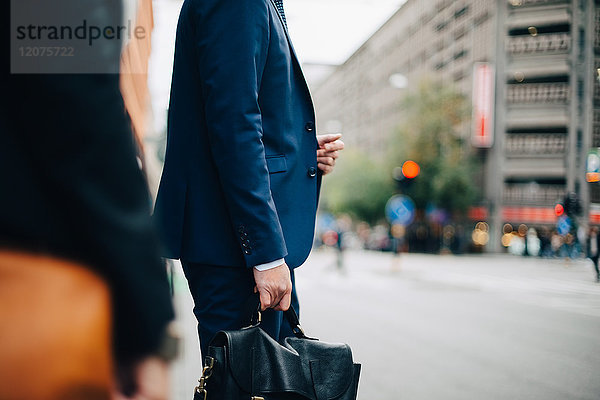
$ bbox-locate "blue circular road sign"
[385,195,416,226]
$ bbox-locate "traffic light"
[393,160,420,192]
[554,203,564,217]
[401,161,420,179]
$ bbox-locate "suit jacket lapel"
[267,0,315,110]
[268,0,299,61]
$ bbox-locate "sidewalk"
[168,250,600,400]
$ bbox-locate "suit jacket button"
[305,122,315,132]
[244,249,252,255]
[307,167,317,178]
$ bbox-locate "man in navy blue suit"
[154,0,344,357]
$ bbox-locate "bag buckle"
[243,301,262,329]
[195,388,207,400]
[193,357,215,400]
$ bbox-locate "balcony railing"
[503,184,566,206]
[507,0,570,7]
[505,133,567,155]
[595,63,600,103]
[593,125,600,147]
[506,82,570,104]
[506,33,570,55]
[595,9,600,52]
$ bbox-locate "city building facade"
[312,0,600,252]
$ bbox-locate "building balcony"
[595,63,600,104]
[505,106,569,130]
[507,0,571,8]
[505,133,567,156]
[506,5,570,30]
[506,33,570,56]
[506,57,570,81]
[502,156,566,179]
[506,82,570,104]
[503,183,566,206]
[593,124,600,147]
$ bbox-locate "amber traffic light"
[402,160,420,179]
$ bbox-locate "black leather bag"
[193,305,361,400]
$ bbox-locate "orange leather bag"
[0,251,113,400]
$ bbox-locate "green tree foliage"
[320,149,394,224]
[388,80,478,214]
[321,80,477,223]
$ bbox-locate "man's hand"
[317,134,345,175]
[113,357,170,400]
[253,263,292,311]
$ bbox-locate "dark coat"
[586,232,600,259]
[0,0,173,363]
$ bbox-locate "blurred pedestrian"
[551,230,563,257]
[526,228,541,257]
[0,1,175,398]
[586,227,600,282]
[153,0,344,361]
[334,216,350,271]
[509,233,525,256]
[539,227,552,258]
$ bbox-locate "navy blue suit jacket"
[154,0,320,269]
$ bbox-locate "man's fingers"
[274,290,292,312]
[323,139,344,152]
[258,289,272,311]
[317,156,335,166]
[317,133,342,147]
[316,149,339,158]
[318,163,334,175]
[270,280,290,309]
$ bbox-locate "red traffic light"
[555,203,564,217]
[402,160,420,179]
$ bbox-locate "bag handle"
[246,293,308,339]
[283,305,307,339]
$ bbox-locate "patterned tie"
[273,0,287,29]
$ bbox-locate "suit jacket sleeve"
[192,0,288,267]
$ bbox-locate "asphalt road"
[169,250,600,400]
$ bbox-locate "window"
[436,0,449,12]
[454,5,469,19]
[435,20,449,32]
[454,69,466,82]
[434,60,447,70]
[454,26,467,40]
[453,49,468,60]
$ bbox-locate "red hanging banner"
[472,63,495,148]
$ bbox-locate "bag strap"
[283,306,307,339]
[245,293,308,339]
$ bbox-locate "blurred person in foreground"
[154,0,344,359]
[0,1,175,399]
